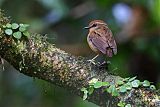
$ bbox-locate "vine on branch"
[81,76,157,107]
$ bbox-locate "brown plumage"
[85,20,117,62]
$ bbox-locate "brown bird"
[85,20,117,64]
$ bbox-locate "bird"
[84,20,117,64]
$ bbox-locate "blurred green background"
[0,0,160,107]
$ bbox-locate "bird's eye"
[92,24,97,27]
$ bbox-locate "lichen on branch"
[0,10,160,107]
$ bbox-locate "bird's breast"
[87,35,100,54]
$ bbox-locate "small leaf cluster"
[3,23,30,39]
[116,77,156,107]
[117,101,131,107]
[81,78,109,100]
[81,76,156,106]
[117,77,156,93]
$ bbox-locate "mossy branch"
[0,10,160,107]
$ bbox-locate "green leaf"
[129,76,137,82]
[112,86,119,96]
[89,78,98,85]
[23,31,30,37]
[11,23,19,29]
[117,101,125,107]
[83,92,88,100]
[83,91,88,100]
[102,82,109,86]
[81,87,87,92]
[19,24,29,27]
[107,85,119,96]
[123,77,130,82]
[88,86,94,95]
[94,81,103,88]
[6,23,12,28]
[19,24,29,32]
[119,86,127,93]
[125,104,131,107]
[5,29,13,35]
[117,79,124,85]
[2,25,6,28]
[19,24,24,26]
[150,85,156,90]
[131,80,140,88]
[124,82,132,90]
[13,31,22,39]
[19,26,26,32]
[142,80,150,87]
[81,87,88,100]
[106,85,113,93]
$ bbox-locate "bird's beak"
[84,26,90,29]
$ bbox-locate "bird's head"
[84,20,107,31]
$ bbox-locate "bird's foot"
[97,61,107,69]
[97,61,111,69]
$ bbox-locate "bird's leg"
[92,54,99,60]
[88,54,99,65]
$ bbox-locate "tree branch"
[0,10,160,107]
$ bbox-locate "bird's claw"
[87,60,111,66]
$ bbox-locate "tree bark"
[0,10,160,107]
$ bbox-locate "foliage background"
[0,0,160,107]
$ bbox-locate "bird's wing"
[107,30,117,55]
[89,28,117,57]
[91,35,109,54]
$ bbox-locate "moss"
[0,10,10,26]
[1,10,160,107]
